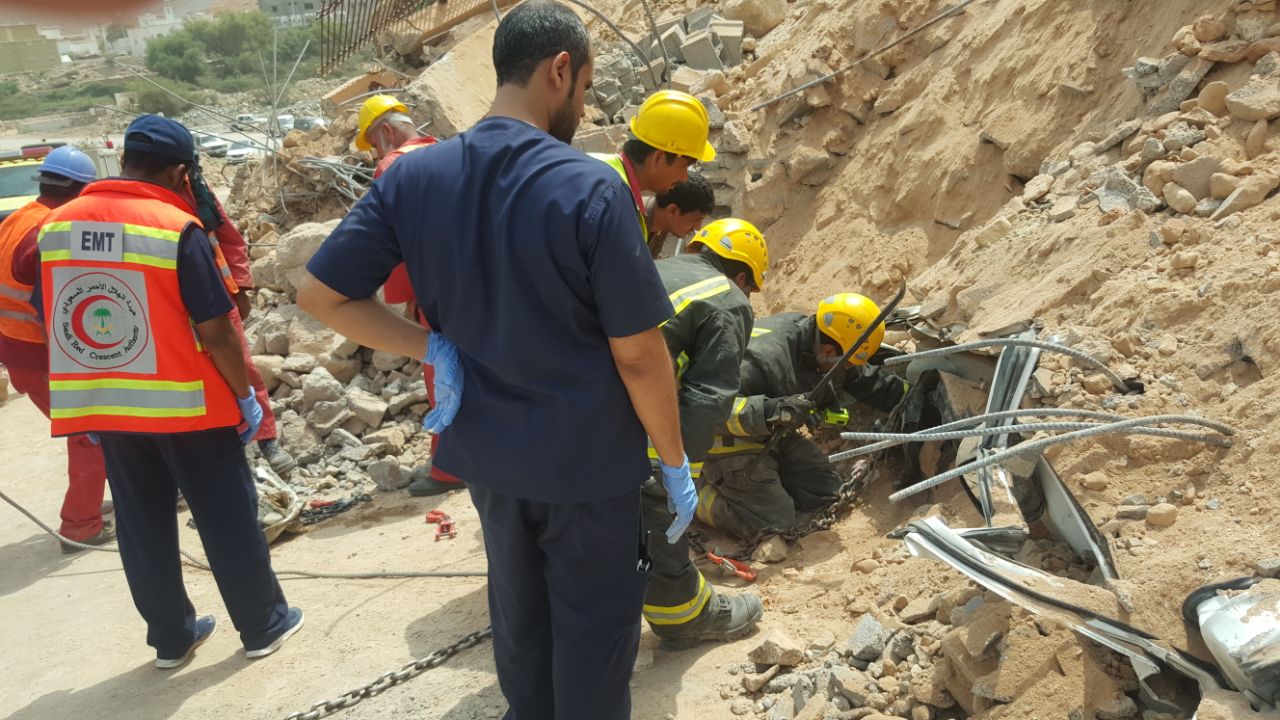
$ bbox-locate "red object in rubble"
[425,509,457,541]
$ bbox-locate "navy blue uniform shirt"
[307,117,673,503]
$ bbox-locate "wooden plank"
[403,0,519,43]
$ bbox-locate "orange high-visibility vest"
[38,179,240,437]
[0,200,52,344]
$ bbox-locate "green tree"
[105,23,128,43]
[145,34,205,83]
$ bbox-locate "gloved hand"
[660,454,697,543]
[422,331,463,434]
[764,394,814,432]
[86,433,99,445]
[236,389,263,444]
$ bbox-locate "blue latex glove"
[422,331,463,434]
[86,433,99,445]
[660,454,697,543]
[236,390,263,444]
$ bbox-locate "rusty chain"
[690,458,872,561]
[282,627,493,720]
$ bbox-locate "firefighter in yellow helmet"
[590,89,716,245]
[355,94,437,178]
[695,293,909,541]
[640,217,768,646]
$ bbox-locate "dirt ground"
[0,394,931,720]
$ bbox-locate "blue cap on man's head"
[123,114,195,163]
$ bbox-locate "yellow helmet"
[816,294,884,365]
[629,90,717,163]
[687,218,768,289]
[355,94,409,152]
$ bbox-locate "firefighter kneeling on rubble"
[696,294,908,541]
[642,217,769,646]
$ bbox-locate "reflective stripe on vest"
[666,275,732,318]
[750,327,772,337]
[0,200,50,343]
[695,485,718,527]
[726,396,749,436]
[48,378,207,419]
[39,221,181,268]
[646,445,703,479]
[38,179,240,436]
[589,152,649,241]
[642,572,711,625]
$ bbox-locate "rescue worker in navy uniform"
[299,3,697,716]
[34,115,303,669]
[643,218,769,645]
[697,294,908,540]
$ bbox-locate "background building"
[0,25,61,72]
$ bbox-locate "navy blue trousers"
[99,427,290,658]
[469,485,648,720]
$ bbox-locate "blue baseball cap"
[123,114,195,163]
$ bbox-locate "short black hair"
[39,180,86,202]
[702,248,755,288]
[493,1,590,88]
[655,171,714,214]
[622,137,680,166]
[121,148,185,176]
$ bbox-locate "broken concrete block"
[721,0,785,37]
[712,19,745,65]
[369,457,410,491]
[1211,172,1241,199]
[1227,77,1280,121]
[681,30,724,70]
[640,57,666,91]
[1150,58,1216,115]
[660,25,687,63]
[1199,38,1250,62]
[748,631,805,666]
[1094,119,1142,154]
[845,614,893,661]
[669,64,706,93]
[699,95,726,130]
[684,6,717,33]
[1021,174,1054,202]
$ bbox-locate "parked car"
[231,113,261,131]
[266,114,296,137]
[293,116,327,132]
[226,142,257,164]
[193,132,229,158]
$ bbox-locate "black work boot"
[407,464,466,496]
[659,589,764,649]
[257,439,296,475]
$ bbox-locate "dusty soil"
[2,395,893,720]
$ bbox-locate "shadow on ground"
[0,532,80,598]
[6,655,248,720]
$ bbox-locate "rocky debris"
[753,535,790,563]
[846,614,893,661]
[750,631,806,666]
[1226,77,1280,121]
[1146,502,1180,526]
[275,220,340,294]
[404,20,499,136]
[1211,171,1280,219]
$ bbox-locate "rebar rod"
[882,337,1131,392]
[888,415,1235,503]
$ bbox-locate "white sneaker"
[156,615,216,669]
[245,607,304,659]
